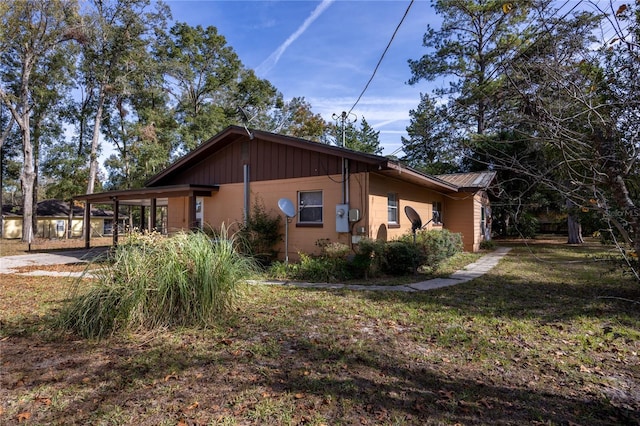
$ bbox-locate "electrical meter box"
[336,204,349,233]
[348,208,361,222]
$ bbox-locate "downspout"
[243,164,250,224]
[342,158,349,204]
[341,158,345,204]
[345,159,350,204]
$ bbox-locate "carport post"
[188,194,197,230]
[140,205,146,232]
[150,198,157,232]
[112,197,119,246]
[84,202,91,249]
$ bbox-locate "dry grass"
[0,236,638,425]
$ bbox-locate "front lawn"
[0,239,638,425]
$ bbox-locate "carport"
[74,184,219,248]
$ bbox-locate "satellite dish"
[404,206,422,232]
[278,198,296,264]
[278,198,296,218]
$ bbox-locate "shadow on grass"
[1,322,637,425]
[356,272,639,324]
[265,336,638,425]
[1,241,638,425]
[357,243,639,324]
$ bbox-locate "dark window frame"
[388,192,400,228]
[432,201,443,224]
[297,190,323,226]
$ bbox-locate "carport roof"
[73,184,219,205]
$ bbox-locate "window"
[432,201,442,224]
[103,219,113,235]
[387,193,399,225]
[298,191,323,224]
[195,197,204,230]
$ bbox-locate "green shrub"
[511,212,538,238]
[381,240,425,275]
[322,241,351,259]
[267,231,463,281]
[480,239,496,250]
[267,260,291,279]
[268,241,353,282]
[399,229,463,272]
[270,231,465,281]
[421,229,463,271]
[237,200,282,267]
[290,242,352,282]
[351,238,385,279]
[270,238,394,282]
[297,253,338,282]
[58,230,256,339]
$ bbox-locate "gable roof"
[2,199,116,217]
[146,126,460,193]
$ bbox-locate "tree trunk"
[20,121,35,244]
[32,123,40,237]
[566,199,584,244]
[17,54,35,244]
[567,213,584,244]
[86,84,106,195]
[0,119,7,237]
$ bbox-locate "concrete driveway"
[0,247,109,275]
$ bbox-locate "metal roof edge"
[385,162,460,191]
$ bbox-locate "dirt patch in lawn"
[0,243,639,425]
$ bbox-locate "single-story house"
[74,126,497,256]
[1,199,121,239]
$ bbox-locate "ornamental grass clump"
[58,230,256,339]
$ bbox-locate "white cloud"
[256,0,335,76]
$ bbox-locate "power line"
[346,0,414,116]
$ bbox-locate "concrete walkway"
[252,246,512,292]
[1,247,511,291]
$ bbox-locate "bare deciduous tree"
[473,2,639,277]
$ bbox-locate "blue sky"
[164,0,441,155]
[162,1,621,156]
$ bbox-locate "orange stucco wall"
[163,172,486,259]
[166,173,363,260]
[167,197,188,233]
[444,192,489,252]
[367,173,446,242]
[443,195,475,251]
